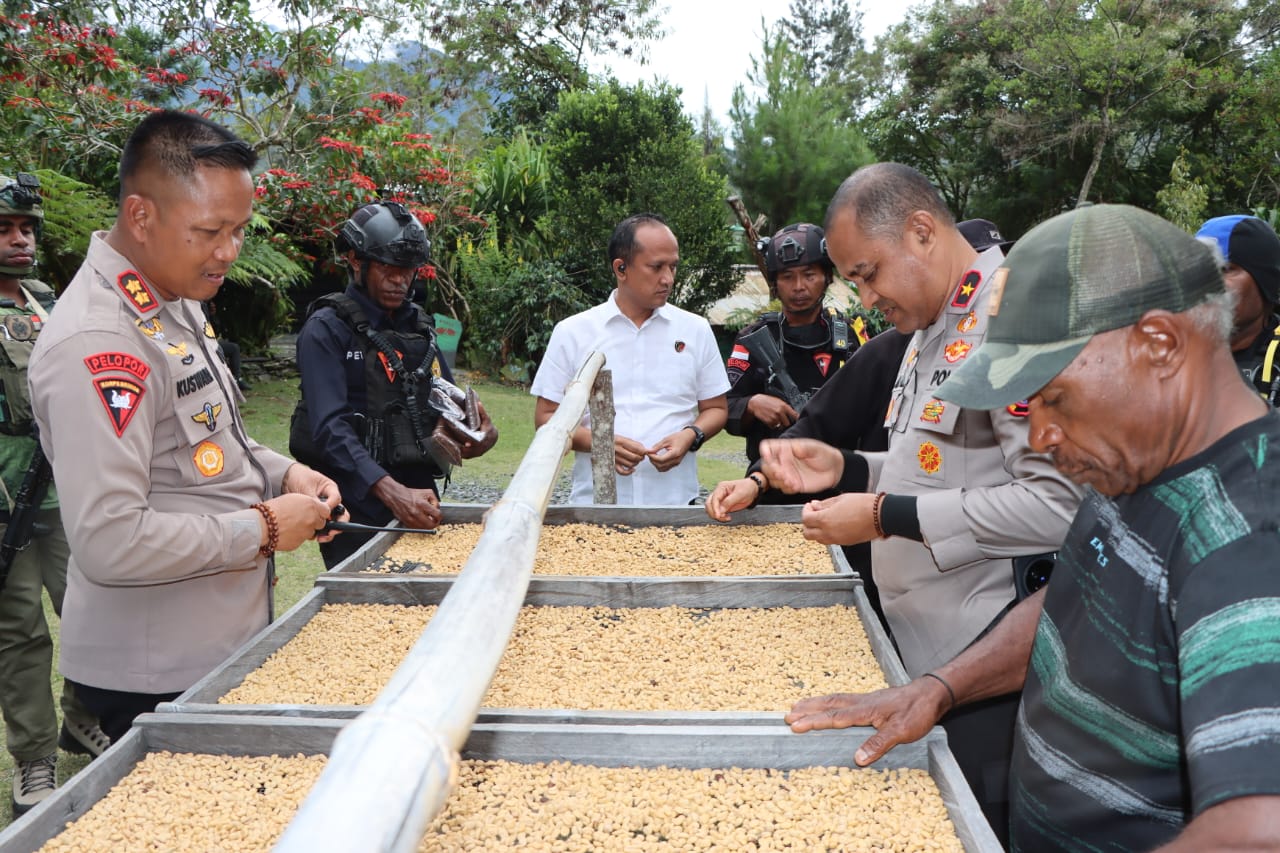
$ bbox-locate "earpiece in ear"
[618,263,627,272]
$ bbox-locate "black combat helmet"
[0,173,43,277]
[335,200,431,272]
[758,223,833,285]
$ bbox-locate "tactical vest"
[0,279,56,436]
[757,306,860,369]
[289,293,442,471]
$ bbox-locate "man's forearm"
[936,586,1044,705]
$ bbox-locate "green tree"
[728,26,874,233]
[542,79,738,316]
[778,0,871,118]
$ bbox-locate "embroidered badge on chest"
[920,400,945,423]
[943,340,973,363]
[2,314,34,341]
[814,352,832,376]
[94,377,145,437]
[136,318,164,341]
[376,351,403,383]
[117,271,159,313]
[674,340,686,353]
[957,311,978,333]
[193,440,225,477]
[191,401,223,432]
[918,440,943,475]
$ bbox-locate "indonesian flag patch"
[727,344,750,372]
[94,376,145,437]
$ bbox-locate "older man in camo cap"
[786,204,1280,850]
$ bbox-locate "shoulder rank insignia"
[191,401,223,432]
[203,321,216,339]
[84,351,151,382]
[921,400,945,423]
[94,377,145,437]
[1007,400,1030,418]
[117,271,159,313]
[943,340,973,363]
[918,441,943,475]
[193,440,225,477]
[950,270,982,309]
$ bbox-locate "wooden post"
[589,369,616,505]
[727,195,770,279]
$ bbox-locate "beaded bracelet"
[251,502,279,559]
[871,491,888,539]
[746,472,768,508]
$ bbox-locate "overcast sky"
[587,1,908,126]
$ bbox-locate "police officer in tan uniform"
[28,111,344,742]
[759,163,1083,843]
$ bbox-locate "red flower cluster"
[371,91,407,110]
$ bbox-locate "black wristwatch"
[683,424,706,452]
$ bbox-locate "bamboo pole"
[274,352,607,853]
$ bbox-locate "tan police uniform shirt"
[863,248,1084,676]
[29,234,294,694]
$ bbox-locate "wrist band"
[747,472,767,508]
[921,671,956,712]
[252,502,279,559]
[871,491,888,539]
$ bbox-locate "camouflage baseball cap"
[936,204,1224,410]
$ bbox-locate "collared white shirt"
[531,290,730,505]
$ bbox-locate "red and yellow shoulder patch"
[84,351,150,382]
[93,376,145,437]
[1007,400,1030,418]
[116,271,159,313]
[943,340,973,363]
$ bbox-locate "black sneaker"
[59,719,110,758]
[12,754,57,816]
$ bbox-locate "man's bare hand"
[758,438,844,494]
[647,429,696,472]
[371,476,442,530]
[459,401,498,459]
[267,493,340,551]
[614,435,648,476]
[801,493,879,545]
[706,478,759,521]
[785,678,951,766]
[746,394,799,431]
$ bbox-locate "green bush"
[458,236,591,382]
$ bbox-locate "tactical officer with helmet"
[293,200,497,568]
[0,173,108,815]
[1195,215,1280,406]
[724,223,867,463]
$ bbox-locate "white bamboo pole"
[274,352,607,853]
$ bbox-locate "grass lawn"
[0,370,748,830]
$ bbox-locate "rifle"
[738,325,811,414]
[0,430,53,591]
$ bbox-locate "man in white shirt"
[531,213,730,504]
